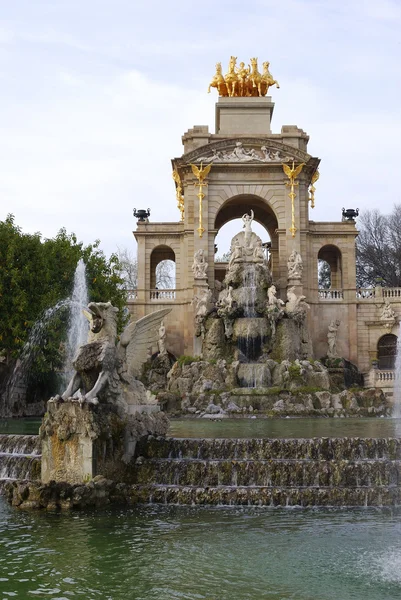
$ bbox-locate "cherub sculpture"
[192,249,208,278]
[56,302,171,412]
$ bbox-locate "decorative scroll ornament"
[172,169,185,221]
[190,163,212,238]
[208,57,279,97]
[309,169,319,209]
[282,161,305,238]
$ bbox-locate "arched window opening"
[378,334,397,370]
[318,245,342,289]
[150,246,176,299]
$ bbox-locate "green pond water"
[1,418,401,598]
[2,416,401,438]
[1,501,401,600]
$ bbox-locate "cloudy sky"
[1,0,400,257]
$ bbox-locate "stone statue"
[192,249,208,278]
[218,285,234,311]
[228,239,243,268]
[267,285,285,311]
[193,287,212,338]
[253,240,265,263]
[380,300,397,322]
[287,250,303,280]
[55,302,171,412]
[380,300,397,332]
[266,285,285,336]
[242,210,254,247]
[327,319,340,358]
[286,286,310,321]
[158,321,167,356]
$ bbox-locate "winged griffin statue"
[54,302,171,413]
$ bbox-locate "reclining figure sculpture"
[55,302,171,412]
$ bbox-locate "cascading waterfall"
[0,434,41,481]
[3,259,89,415]
[242,264,257,318]
[132,436,401,506]
[62,259,89,388]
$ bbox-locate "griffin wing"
[120,308,172,379]
[191,164,201,179]
[311,169,320,184]
[293,163,305,178]
[200,163,212,179]
[282,163,292,178]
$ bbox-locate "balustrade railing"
[318,289,344,300]
[383,288,401,298]
[150,289,176,301]
[126,289,138,300]
[376,370,395,382]
[356,288,376,299]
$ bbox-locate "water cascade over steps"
[0,435,41,485]
[132,436,401,506]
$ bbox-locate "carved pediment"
[177,138,311,166]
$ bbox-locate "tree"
[356,206,401,287]
[215,251,231,262]
[155,259,175,289]
[117,247,138,289]
[0,215,126,401]
[318,260,331,289]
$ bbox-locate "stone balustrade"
[318,289,344,300]
[383,288,401,298]
[150,289,176,301]
[376,370,395,383]
[126,289,138,300]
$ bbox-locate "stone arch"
[318,244,343,289]
[212,193,280,283]
[377,333,397,370]
[150,245,176,290]
[214,193,279,239]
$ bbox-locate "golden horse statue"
[208,62,228,96]
[249,57,263,96]
[224,56,239,97]
[260,61,280,95]
[208,57,280,97]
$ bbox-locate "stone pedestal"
[215,96,274,135]
[40,400,169,484]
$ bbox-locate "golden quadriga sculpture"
[208,56,279,97]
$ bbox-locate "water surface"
[3,417,401,439]
[1,500,401,600]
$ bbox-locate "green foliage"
[0,214,127,394]
[177,355,200,366]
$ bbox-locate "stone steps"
[139,436,401,461]
[132,436,401,506]
[131,484,401,507]
[134,457,401,488]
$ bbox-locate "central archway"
[214,194,279,239]
[213,194,280,285]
